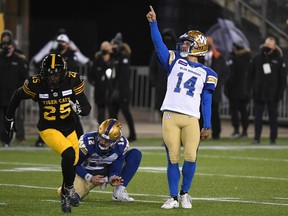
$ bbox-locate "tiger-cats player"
[1,54,91,213]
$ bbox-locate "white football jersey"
[160,53,217,119]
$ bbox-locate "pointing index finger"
[149,5,154,12]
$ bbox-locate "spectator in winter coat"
[0,30,29,146]
[88,41,114,124]
[225,41,252,138]
[108,33,137,142]
[250,36,287,144]
[202,36,229,139]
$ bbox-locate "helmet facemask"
[98,135,117,152]
[177,40,194,57]
[97,118,122,153]
[40,54,67,89]
[43,68,66,89]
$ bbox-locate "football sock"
[61,147,76,187]
[167,162,180,197]
[181,161,196,193]
[172,196,178,201]
[116,185,126,192]
[180,190,187,195]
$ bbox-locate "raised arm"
[146,5,170,71]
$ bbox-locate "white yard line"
[274,197,288,200]
[137,146,288,150]
[142,151,288,163]
[1,183,288,207]
[0,161,58,166]
[138,167,288,181]
[1,145,288,152]
[1,165,288,181]
[196,173,288,181]
[199,155,288,162]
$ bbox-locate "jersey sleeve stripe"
[23,84,37,97]
[73,82,84,95]
[207,75,218,86]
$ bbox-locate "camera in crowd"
[101,49,110,56]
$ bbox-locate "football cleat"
[179,193,192,208]
[161,198,179,209]
[65,186,80,207]
[252,140,260,144]
[34,140,45,147]
[112,189,134,202]
[61,193,71,213]
[230,132,240,139]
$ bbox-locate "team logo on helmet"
[177,30,208,57]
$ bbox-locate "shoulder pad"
[65,72,85,95]
[23,75,42,98]
[78,135,85,149]
[66,71,80,80]
[79,133,96,155]
[117,136,129,154]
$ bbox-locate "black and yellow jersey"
[16,71,90,136]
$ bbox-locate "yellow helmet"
[177,30,208,57]
[98,118,122,151]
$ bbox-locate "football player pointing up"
[1,54,91,213]
[147,5,217,209]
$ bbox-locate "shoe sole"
[161,205,179,209]
[112,196,134,202]
[70,200,79,207]
[181,204,192,208]
[61,208,71,213]
[61,202,71,213]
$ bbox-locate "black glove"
[1,117,16,144]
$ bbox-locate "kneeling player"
[58,118,142,203]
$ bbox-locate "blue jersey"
[76,131,129,180]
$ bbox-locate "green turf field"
[1,137,288,216]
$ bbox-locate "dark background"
[29,0,223,66]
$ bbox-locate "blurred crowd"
[0,29,137,147]
[0,25,287,147]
